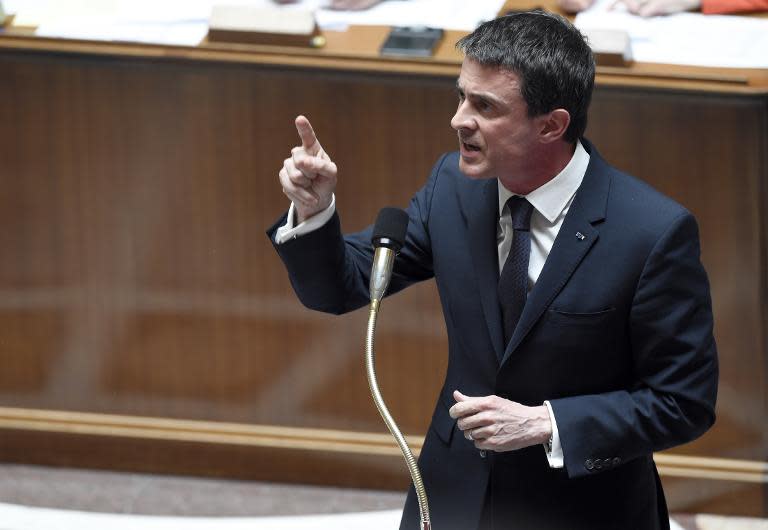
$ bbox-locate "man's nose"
[451,101,474,131]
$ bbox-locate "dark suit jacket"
[267,142,718,530]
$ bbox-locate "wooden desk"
[0,9,767,516]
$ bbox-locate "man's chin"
[458,158,491,179]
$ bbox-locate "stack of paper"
[9,0,767,68]
[576,0,768,68]
[7,0,506,46]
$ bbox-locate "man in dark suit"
[268,11,718,530]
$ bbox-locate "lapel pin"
[576,232,586,241]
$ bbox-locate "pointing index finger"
[295,115,321,155]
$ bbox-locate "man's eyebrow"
[476,92,504,105]
[456,82,506,106]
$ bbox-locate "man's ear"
[538,109,571,143]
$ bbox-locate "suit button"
[479,450,487,458]
[594,459,603,470]
[613,457,621,467]
[585,459,594,470]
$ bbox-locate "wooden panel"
[588,88,768,463]
[0,52,453,433]
[0,409,766,513]
[588,87,768,515]
[0,428,413,490]
[2,21,768,91]
[0,46,766,516]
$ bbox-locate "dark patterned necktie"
[498,196,534,346]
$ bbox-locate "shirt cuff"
[274,195,336,244]
[543,400,564,468]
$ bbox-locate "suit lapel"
[500,148,612,366]
[462,178,505,363]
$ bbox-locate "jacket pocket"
[547,307,616,326]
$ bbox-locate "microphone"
[365,207,431,529]
[369,207,409,302]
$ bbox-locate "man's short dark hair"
[457,11,595,143]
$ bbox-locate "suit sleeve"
[265,154,449,315]
[549,212,718,479]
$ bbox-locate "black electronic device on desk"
[380,26,444,58]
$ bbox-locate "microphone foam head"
[372,207,409,251]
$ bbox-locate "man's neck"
[499,141,577,195]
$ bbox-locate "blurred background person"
[274,0,384,10]
[559,0,768,16]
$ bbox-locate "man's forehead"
[457,59,520,98]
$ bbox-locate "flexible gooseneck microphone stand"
[365,208,431,530]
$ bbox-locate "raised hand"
[619,0,701,16]
[328,0,383,10]
[279,116,338,223]
[558,0,597,13]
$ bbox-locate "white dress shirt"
[275,141,591,469]
[497,140,590,467]
[274,195,337,244]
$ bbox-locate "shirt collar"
[497,140,590,224]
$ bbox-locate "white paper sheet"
[23,0,506,45]
[576,0,768,68]
[12,0,768,63]
[36,16,209,46]
[11,0,119,26]
[314,0,507,32]
[26,0,211,45]
[2,0,49,17]
[209,0,507,31]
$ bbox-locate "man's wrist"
[534,404,553,445]
[296,198,332,224]
[541,401,564,468]
[274,195,336,245]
